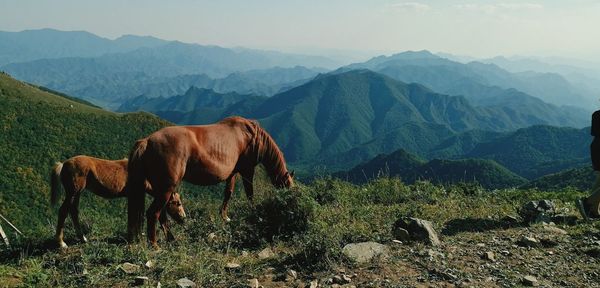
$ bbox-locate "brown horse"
[51,155,186,248]
[126,116,294,246]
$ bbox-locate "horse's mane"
[249,120,287,182]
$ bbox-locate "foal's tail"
[127,138,148,242]
[50,162,64,206]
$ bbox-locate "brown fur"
[127,116,294,246]
[51,155,185,248]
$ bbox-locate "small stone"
[120,262,140,274]
[342,242,390,263]
[518,236,540,247]
[393,227,411,241]
[286,269,298,281]
[392,217,441,246]
[502,215,519,223]
[307,280,318,288]
[522,275,538,286]
[476,243,486,247]
[483,251,495,262]
[542,226,567,235]
[258,247,275,259]
[247,278,259,288]
[225,262,241,270]
[241,250,249,257]
[177,277,197,288]
[333,275,351,284]
[392,239,403,244]
[207,232,217,242]
[82,268,89,275]
[145,260,154,269]
[342,274,352,283]
[134,276,149,286]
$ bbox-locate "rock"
[333,275,351,284]
[207,232,217,242]
[520,200,556,223]
[247,278,259,288]
[393,227,410,241]
[483,251,495,262]
[392,217,441,246]
[120,262,140,274]
[286,269,298,281]
[518,236,540,247]
[145,260,154,269]
[522,275,538,286]
[134,276,149,286]
[542,225,567,235]
[391,239,403,244]
[258,247,275,259]
[225,262,241,270]
[177,277,197,288]
[307,280,318,288]
[342,241,390,263]
[502,215,520,224]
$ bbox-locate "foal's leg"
[69,194,87,243]
[55,194,72,248]
[147,189,172,248]
[159,211,175,242]
[220,174,236,222]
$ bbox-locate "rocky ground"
[2,180,600,287]
[221,219,600,287]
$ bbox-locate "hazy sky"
[2,0,600,60]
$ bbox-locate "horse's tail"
[127,138,148,242]
[50,162,64,206]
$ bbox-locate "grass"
[0,174,592,287]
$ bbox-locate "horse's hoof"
[224,217,231,223]
[81,236,88,243]
[58,242,68,249]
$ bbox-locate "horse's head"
[166,192,186,224]
[275,170,295,189]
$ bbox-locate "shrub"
[232,187,317,248]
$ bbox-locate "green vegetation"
[0,72,169,233]
[335,149,527,189]
[0,174,594,287]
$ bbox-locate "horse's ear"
[290,170,295,178]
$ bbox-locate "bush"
[232,187,317,248]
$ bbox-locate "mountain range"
[118,69,592,178]
[334,149,527,189]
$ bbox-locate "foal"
[51,155,186,248]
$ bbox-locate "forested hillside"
[0,72,169,231]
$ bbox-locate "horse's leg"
[147,189,172,248]
[69,193,87,243]
[241,169,255,207]
[159,210,175,242]
[220,174,236,222]
[55,194,72,248]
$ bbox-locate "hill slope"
[0,72,169,231]
[335,149,526,189]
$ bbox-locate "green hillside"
[466,125,590,179]
[522,166,595,191]
[250,70,517,163]
[0,72,170,232]
[335,149,526,189]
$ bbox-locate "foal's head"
[165,192,186,224]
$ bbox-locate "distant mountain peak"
[388,50,438,60]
